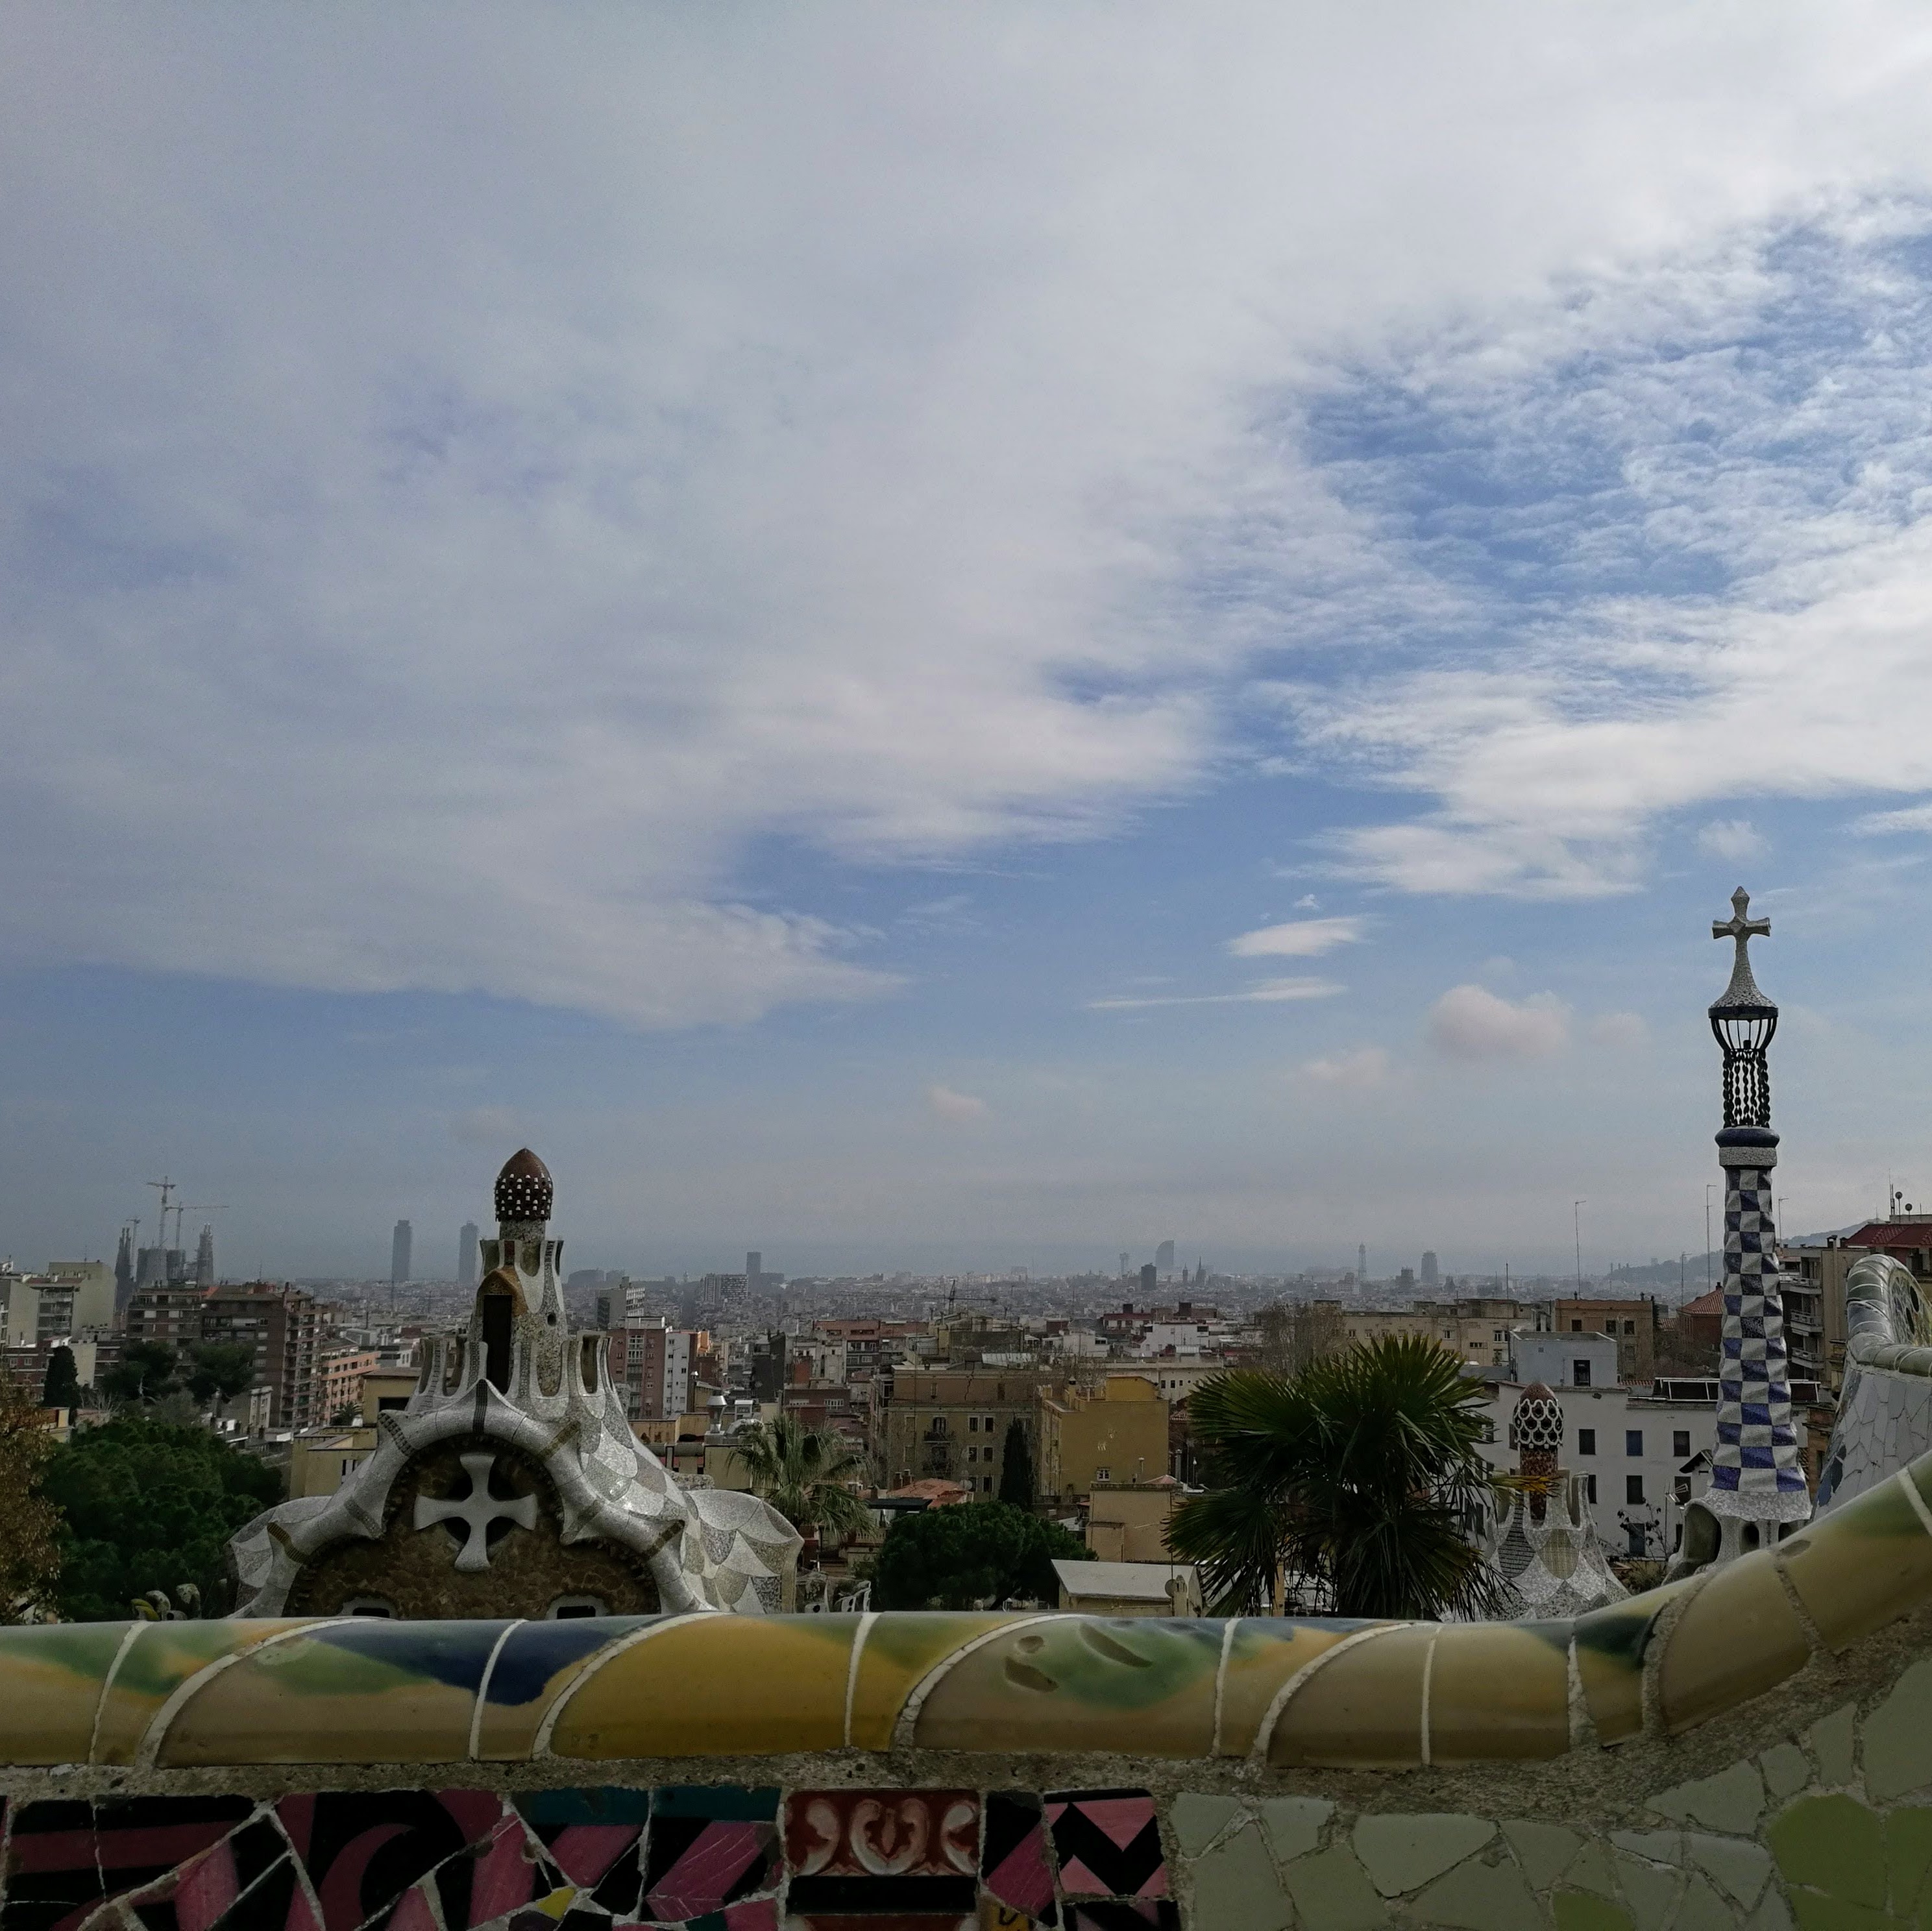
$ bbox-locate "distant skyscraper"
[1138,1262,1156,1297]
[1358,1243,1367,1283]
[1155,1239,1175,1275]
[746,1250,763,1287]
[459,1222,480,1289]
[391,1219,413,1289]
[1421,1250,1439,1288]
[1119,1252,1130,1278]
[195,1224,215,1288]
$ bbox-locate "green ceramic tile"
[1650,1760,1766,1834]
[1352,1814,1493,1896]
[1280,1847,1389,1931]
[1884,1808,1932,1917]
[1170,1793,1242,1857]
[1189,1821,1291,1931]
[1866,1662,1932,1801]
[1687,1832,1773,1907]
[1411,1856,1541,1931]
[1612,1851,1684,1931]
[1502,1820,1583,1890]
[1674,1873,1741,1931]
[1763,1743,1814,1799]
[1567,1839,1619,1898]
[1256,1796,1331,1864]
[1554,1894,1636,1931]
[1746,1892,1796,1931]
[1810,1703,1859,1788]
[1767,1795,1887,1910]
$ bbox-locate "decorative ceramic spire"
[1703,886,1811,1546]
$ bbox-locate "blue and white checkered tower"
[1704,886,1812,1553]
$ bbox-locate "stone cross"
[413,1450,538,1572]
[1713,886,1770,987]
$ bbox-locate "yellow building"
[1036,1374,1169,1504]
[1084,1479,1182,1563]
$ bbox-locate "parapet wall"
[1819,1254,1932,1511]
[10,1455,1932,1926]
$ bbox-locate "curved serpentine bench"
[6,1456,1932,1926]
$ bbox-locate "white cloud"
[925,1083,990,1122]
[1428,984,1571,1060]
[1228,916,1366,959]
[1300,1046,1391,1089]
[1090,978,1345,1010]
[1855,802,1932,834]
[8,4,1932,1030]
[1590,1011,1650,1051]
[1697,819,1768,862]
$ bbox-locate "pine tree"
[41,1346,80,1410]
[997,1418,1034,1508]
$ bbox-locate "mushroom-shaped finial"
[493,1148,553,1224]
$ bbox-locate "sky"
[8,5,1932,1282]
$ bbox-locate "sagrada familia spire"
[1673,888,1812,1573]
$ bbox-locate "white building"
[1479,1330,1719,1561]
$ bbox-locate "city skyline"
[8,10,1932,1270]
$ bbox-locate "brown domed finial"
[494,1148,552,1224]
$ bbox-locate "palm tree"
[732,1419,874,1565]
[1166,1335,1514,1620]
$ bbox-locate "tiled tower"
[1689,886,1812,1567]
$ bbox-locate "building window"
[982,1476,992,1492]
[1673,1430,1691,1458]
[1577,1429,1595,1456]
[1626,1475,1645,1505]
[969,1415,979,1431]
[1571,1319,1584,1332]
[1626,1430,1643,1457]
[1095,1467,1110,1483]
[984,1416,994,1431]
[1572,1360,1591,1387]
[1623,1320,1635,1336]
[968,1446,978,1463]
[1585,1474,1597,1503]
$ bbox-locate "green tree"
[0,1374,61,1619]
[997,1419,1034,1508]
[733,1420,874,1552]
[873,1498,1086,1610]
[100,1341,180,1406]
[1166,1336,1513,1620]
[40,1346,80,1410]
[41,1418,282,1620]
[185,1342,258,1408]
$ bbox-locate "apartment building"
[200,1284,322,1429]
[1339,1296,1532,1368]
[1036,1375,1171,1505]
[1552,1296,1662,1384]
[874,1369,1050,1495]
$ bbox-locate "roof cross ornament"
[1712,886,1772,1011]
[413,1451,538,1572]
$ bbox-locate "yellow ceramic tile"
[910,1615,1223,1757]
[1426,1621,1571,1762]
[1268,1624,1433,1768]
[0,1623,130,1766]
[156,1620,506,1767]
[92,1619,319,1766]
[1779,1476,1932,1651]
[1572,1582,1689,1745]
[1659,1554,1812,1736]
[472,1617,654,1760]
[1216,1619,1387,1757]
[848,1612,1014,1749]
[546,1614,857,1758]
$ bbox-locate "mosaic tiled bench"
[10,1454,1932,1928]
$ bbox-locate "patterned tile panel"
[783,1791,978,1880]
[641,1786,779,1921]
[1044,1791,1166,1899]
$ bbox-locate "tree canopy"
[872,1498,1085,1610]
[0,1374,61,1620]
[99,1341,258,1413]
[40,1346,81,1410]
[1166,1335,1512,1620]
[41,1418,282,1620]
[732,1419,873,1541]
